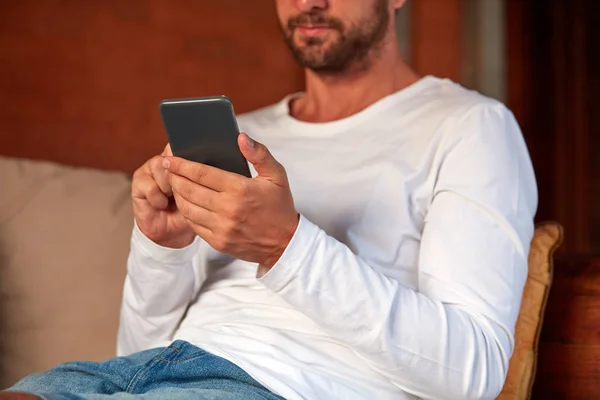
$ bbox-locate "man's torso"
[172,76,508,400]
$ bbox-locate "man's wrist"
[151,232,196,249]
[132,221,200,266]
[257,214,320,292]
[259,212,300,270]
[135,219,196,249]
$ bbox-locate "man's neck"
[290,45,420,123]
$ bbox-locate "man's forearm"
[117,224,201,356]
[259,214,524,400]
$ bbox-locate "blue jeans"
[7,340,285,400]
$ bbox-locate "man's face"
[276,0,391,74]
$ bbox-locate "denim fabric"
[7,340,285,400]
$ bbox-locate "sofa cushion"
[0,156,133,387]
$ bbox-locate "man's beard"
[281,1,390,74]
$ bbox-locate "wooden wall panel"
[507,0,599,396]
[410,0,462,81]
[506,0,593,253]
[533,255,600,398]
[0,0,303,173]
[481,0,595,252]
[588,0,600,251]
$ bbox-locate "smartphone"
[159,96,251,178]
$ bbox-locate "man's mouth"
[295,25,333,37]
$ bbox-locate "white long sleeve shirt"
[118,76,537,400]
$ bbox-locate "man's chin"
[286,37,347,72]
[293,53,329,71]
[291,42,334,62]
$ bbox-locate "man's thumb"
[238,133,285,181]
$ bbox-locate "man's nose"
[294,0,328,12]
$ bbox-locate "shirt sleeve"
[259,104,538,400]
[117,222,206,356]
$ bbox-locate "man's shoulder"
[419,77,510,120]
[397,78,523,169]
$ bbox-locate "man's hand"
[132,144,196,248]
[163,133,299,268]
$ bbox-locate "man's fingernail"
[162,158,170,169]
[245,135,255,148]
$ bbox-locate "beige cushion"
[497,222,563,399]
[0,156,133,387]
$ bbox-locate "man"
[3,0,537,399]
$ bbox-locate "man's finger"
[147,156,172,196]
[162,157,241,192]
[172,193,217,230]
[238,133,286,183]
[132,172,169,210]
[161,143,173,157]
[169,173,220,212]
[185,219,213,243]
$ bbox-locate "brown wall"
[0,0,303,173]
[507,0,595,254]
[410,0,462,82]
[507,0,600,398]
[0,0,477,174]
[536,255,600,399]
